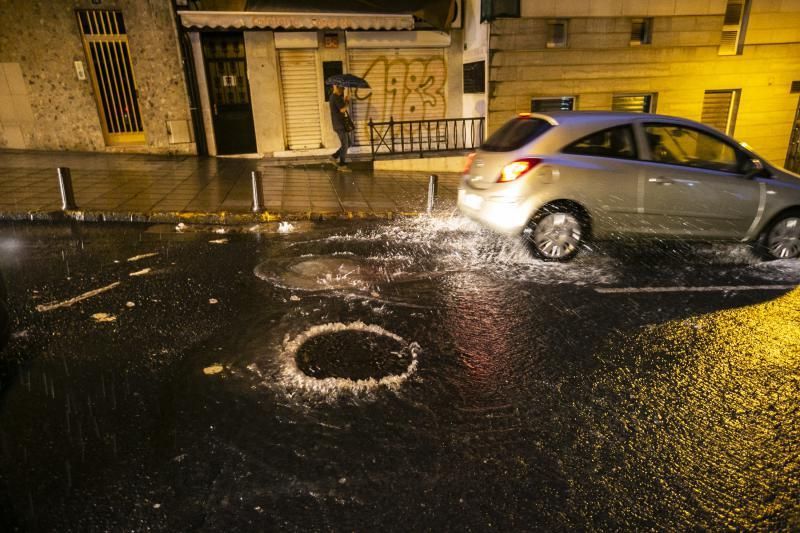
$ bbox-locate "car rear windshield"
[481,118,552,152]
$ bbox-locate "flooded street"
[0,219,798,531]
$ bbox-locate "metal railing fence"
[368,117,485,159]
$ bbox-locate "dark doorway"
[201,32,257,155]
[787,95,800,173]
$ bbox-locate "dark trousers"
[332,128,349,164]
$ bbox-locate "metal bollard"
[426,174,438,215]
[57,167,78,211]
[251,170,264,213]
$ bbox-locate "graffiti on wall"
[351,55,446,125]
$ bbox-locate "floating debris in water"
[36,282,121,312]
[209,238,228,245]
[127,252,158,262]
[278,222,294,234]
[175,222,187,232]
[91,312,116,323]
[209,298,219,304]
[203,364,224,375]
[126,301,136,308]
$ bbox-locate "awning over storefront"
[177,11,415,31]
[243,0,453,29]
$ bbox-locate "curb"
[0,209,428,225]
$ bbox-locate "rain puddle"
[244,216,799,401]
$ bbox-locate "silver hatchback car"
[458,111,800,261]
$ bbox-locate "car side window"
[643,123,747,173]
[562,125,638,159]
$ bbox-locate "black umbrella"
[325,73,370,89]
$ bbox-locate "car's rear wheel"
[523,206,585,261]
[757,210,800,260]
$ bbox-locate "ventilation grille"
[719,30,739,55]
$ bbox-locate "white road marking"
[595,284,797,294]
[35,282,121,312]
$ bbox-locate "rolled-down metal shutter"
[347,48,447,146]
[701,90,737,135]
[612,94,653,113]
[278,49,322,150]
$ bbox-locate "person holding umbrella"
[329,83,351,171]
[326,74,369,171]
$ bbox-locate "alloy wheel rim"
[767,217,800,259]
[530,212,582,258]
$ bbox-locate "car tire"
[522,205,586,261]
[755,209,800,260]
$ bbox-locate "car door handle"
[648,177,675,185]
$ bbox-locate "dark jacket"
[329,93,347,131]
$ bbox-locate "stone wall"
[0,0,195,154]
[488,2,800,165]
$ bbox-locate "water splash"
[249,322,420,401]
[285,216,623,286]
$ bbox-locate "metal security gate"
[201,33,257,155]
[278,49,322,150]
[348,48,447,146]
[77,10,144,145]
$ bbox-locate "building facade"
[0,0,196,154]
[177,2,465,157]
[1,0,798,173]
[482,0,800,170]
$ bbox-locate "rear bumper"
[457,187,531,234]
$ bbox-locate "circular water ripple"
[253,322,420,400]
[255,256,379,292]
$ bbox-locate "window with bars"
[531,96,575,112]
[701,89,740,135]
[612,94,656,113]
[76,10,144,145]
[719,0,750,56]
[201,35,251,106]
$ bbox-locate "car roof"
[532,110,682,127]
[515,110,763,160]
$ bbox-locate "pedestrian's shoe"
[337,164,352,173]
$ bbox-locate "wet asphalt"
[0,219,798,531]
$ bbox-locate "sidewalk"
[0,150,462,224]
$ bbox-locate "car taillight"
[497,158,541,183]
[463,152,477,174]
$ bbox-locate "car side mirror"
[743,158,768,179]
